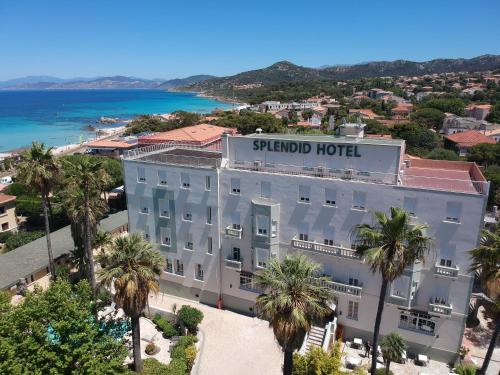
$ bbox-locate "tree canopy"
[214,110,285,134]
[391,123,439,155]
[420,97,466,115]
[0,280,128,374]
[410,108,445,130]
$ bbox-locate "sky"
[1,0,500,81]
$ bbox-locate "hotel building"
[122,124,489,362]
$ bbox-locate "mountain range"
[181,55,500,93]
[0,75,215,90]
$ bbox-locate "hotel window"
[325,188,336,206]
[181,173,190,189]
[185,233,193,250]
[143,225,150,241]
[231,212,241,230]
[271,220,278,238]
[348,277,360,287]
[137,167,146,183]
[232,247,241,261]
[299,233,309,241]
[352,191,366,210]
[403,197,417,216]
[261,181,271,198]
[256,215,269,236]
[399,311,435,335]
[255,248,269,268]
[440,258,453,268]
[161,227,171,247]
[298,185,310,203]
[391,276,410,299]
[159,199,170,218]
[205,176,211,190]
[0,206,5,214]
[195,264,204,281]
[139,198,149,214]
[231,178,241,194]
[158,170,167,186]
[183,204,192,221]
[165,258,173,273]
[175,260,184,276]
[206,206,212,224]
[207,236,213,254]
[347,301,359,320]
[445,202,462,223]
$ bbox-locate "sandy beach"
[51,126,127,156]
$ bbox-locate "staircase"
[304,325,326,353]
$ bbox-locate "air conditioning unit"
[315,166,326,176]
[344,169,353,179]
[253,160,262,169]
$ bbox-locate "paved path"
[149,293,283,375]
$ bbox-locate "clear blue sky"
[1,0,499,80]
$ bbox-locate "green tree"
[467,143,500,167]
[364,119,390,135]
[391,123,439,155]
[293,341,344,375]
[64,157,111,294]
[410,108,445,130]
[5,231,45,252]
[485,103,500,123]
[420,97,465,115]
[426,149,459,161]
[255,254,333,375]
[355,207,432,375]
[302,109,314,120]
[0,280,128,374]
[94,229,112,255]
[16,142,61,279]
[177,305,204,334]
[380,333,405,374]
[469,229,500,375]
[483,165,500,207]
[98,234,165,372]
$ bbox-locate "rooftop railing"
[318,278,363,297]
[291,238,360,261]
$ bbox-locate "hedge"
[177,305,204,334]
[152,313,179,338]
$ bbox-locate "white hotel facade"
[122,125,489,363]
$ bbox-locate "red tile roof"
[139,124,237,146]
[0,193,16,204]
[86,139,136,149]
[444,130,496,147]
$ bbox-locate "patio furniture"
[353,337,363,349]
[346,356,362,369]
[417,354,429,366]
[401,350,407,364]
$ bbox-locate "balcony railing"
[434,264,459,279]
[225,226,242,239]
[291,238,360,260]
[225,258,242,271]
[428,302,453,316]
[319,279,363,297]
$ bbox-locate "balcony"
[434,264,459,279]
[319,279,363,297]
[225,257,242,271]
[225,226,243,239]
[291,238,360,260]
[428,301,453,316]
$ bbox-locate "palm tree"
[64,156,111,293]
[98,234,165,372]
[16,142,61,279]
[254,253,333,375]
[94,230,113,255]
[355,207,431,375]
[469,229,500,375]
[380,332,406,374]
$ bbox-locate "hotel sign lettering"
[252,140,361,157]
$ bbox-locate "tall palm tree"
[380,332,406,374]
[16,142,61,279]
[355,207,431,375]
[98,234,165,373]
[64,156,111,293]
[255,253,333,375]
[94,229,113,255]
[469,229,500,375]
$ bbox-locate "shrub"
[455,364,477,375]
[185,345,197,371]
[152,313,179,338]
[145,343,157,355]
[141,358,170,375]
[5,231,45,251]
[375,369,394,375]
[0,231,13,244]
[177,305,204,334]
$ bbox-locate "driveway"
[148,293,282,375]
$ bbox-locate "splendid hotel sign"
[253,140,361,157]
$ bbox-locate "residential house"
[444,130,496,156]
[0,194,17,233]
[465,104,492,121]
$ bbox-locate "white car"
[0,176,12,184]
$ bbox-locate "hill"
[157,75,216,89]
[182,55,500,94]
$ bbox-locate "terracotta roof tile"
[0,193,16,204]
[444,130,496,147]
[139,124,236,145]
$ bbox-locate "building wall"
[0,199,17,233]
[123,139,487,364]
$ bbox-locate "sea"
[0,90,232,152]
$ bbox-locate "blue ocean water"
[0,90,231,152]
